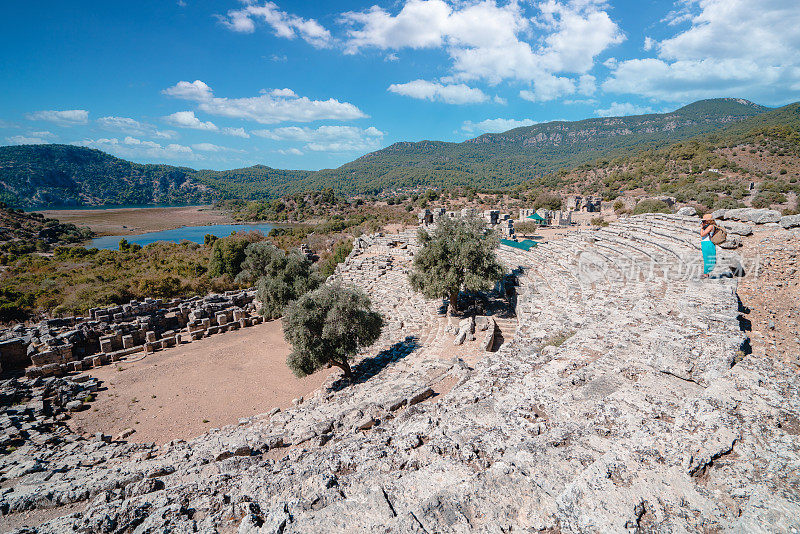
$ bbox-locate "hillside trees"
[632,199,672,215]
[207,231,264,278]
[283,284,383,379]
[409,216,505,314]
[236,242,321,319]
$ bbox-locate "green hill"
[2,98,796,208]
[310,98,771,194]
[0,144,211,208]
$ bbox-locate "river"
[89,222,277,250]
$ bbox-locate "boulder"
[723,208,781,224]
[65,400,84,412]
[712,209,728,219]
[780,214,800,229]
[719,235,742,249]
[719,221,753,236]
[407,387,434,406]
[677,206,697,216]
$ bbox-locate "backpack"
[710,224,727,245]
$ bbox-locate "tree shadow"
[329,336,421,391]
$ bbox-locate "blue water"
[90,223,277,250]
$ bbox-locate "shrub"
[283,284,383,380]
[632,199,672,215]
[590,217,609,227]
[613,199,625,213]
[319,239,353,279]
[410,216,504,314]
[514,221,540,236]
[208,231,264,278]
[751,191,787,208]
[533,192,563,211]
[118,239,142,253]
[241,243,320,320]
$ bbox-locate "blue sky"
[1,0,798,171]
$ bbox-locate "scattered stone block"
[407,387,435,406]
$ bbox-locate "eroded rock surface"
[2,215,799,533]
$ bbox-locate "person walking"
[700,214,717,278]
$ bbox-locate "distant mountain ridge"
[0,98,792,208]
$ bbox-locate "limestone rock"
[780,214,800,228]
[723,208,781,224]
[719,221,753,236]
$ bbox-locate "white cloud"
[253,125,384,152]
[222,127,250,138]
[388,79,488,104]
[462,118,538,134]
[6,135,49,145]
[595,102,655,117]
[191,142,241,152]
[384,53,399,62]
[97,116,176,139]
[78,137,202,161]
[164,111,219,131]
[268,88,297,97]
[29,130,56,139]
[577,74,596,95]
[342,0,623,92]
[277,148,304,155]
[604,0,800,103]
[26,109,89,126]
[163,80,367,124]
[519,75,575,102]
[219,1,331,48]
[163,80,214,101]
[643,36,655,51]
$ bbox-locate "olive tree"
[283,284,383,380]
[237,242,320,320]
[409,216,505,314]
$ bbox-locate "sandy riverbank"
[68,320,332,444]
[39,205,234,236]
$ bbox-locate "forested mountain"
[1,98,794,208]
[311,98,770,193]
[0,144,212,208]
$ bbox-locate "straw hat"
[702,213,714,222]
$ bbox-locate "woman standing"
[700,214,717,278]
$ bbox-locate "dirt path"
[40,205,233,236]
[736,226,800,368]
[69,320,332,444]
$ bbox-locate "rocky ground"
[0,214,798,533]
[736,226,800,367]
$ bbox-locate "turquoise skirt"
[701,240,716,275]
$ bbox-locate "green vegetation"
[0,205,93,260]
[0,145,210,208]
[533,193,563,211]
[632,199,672,215]
[238,242,321,319]
[0,241,237,319]
[410,216,505,314]
[1,99,785,208]
[207,232,265,278]
[283,284,383,380]
[319,239,353,278]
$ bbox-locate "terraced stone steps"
[3,215,799,533]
